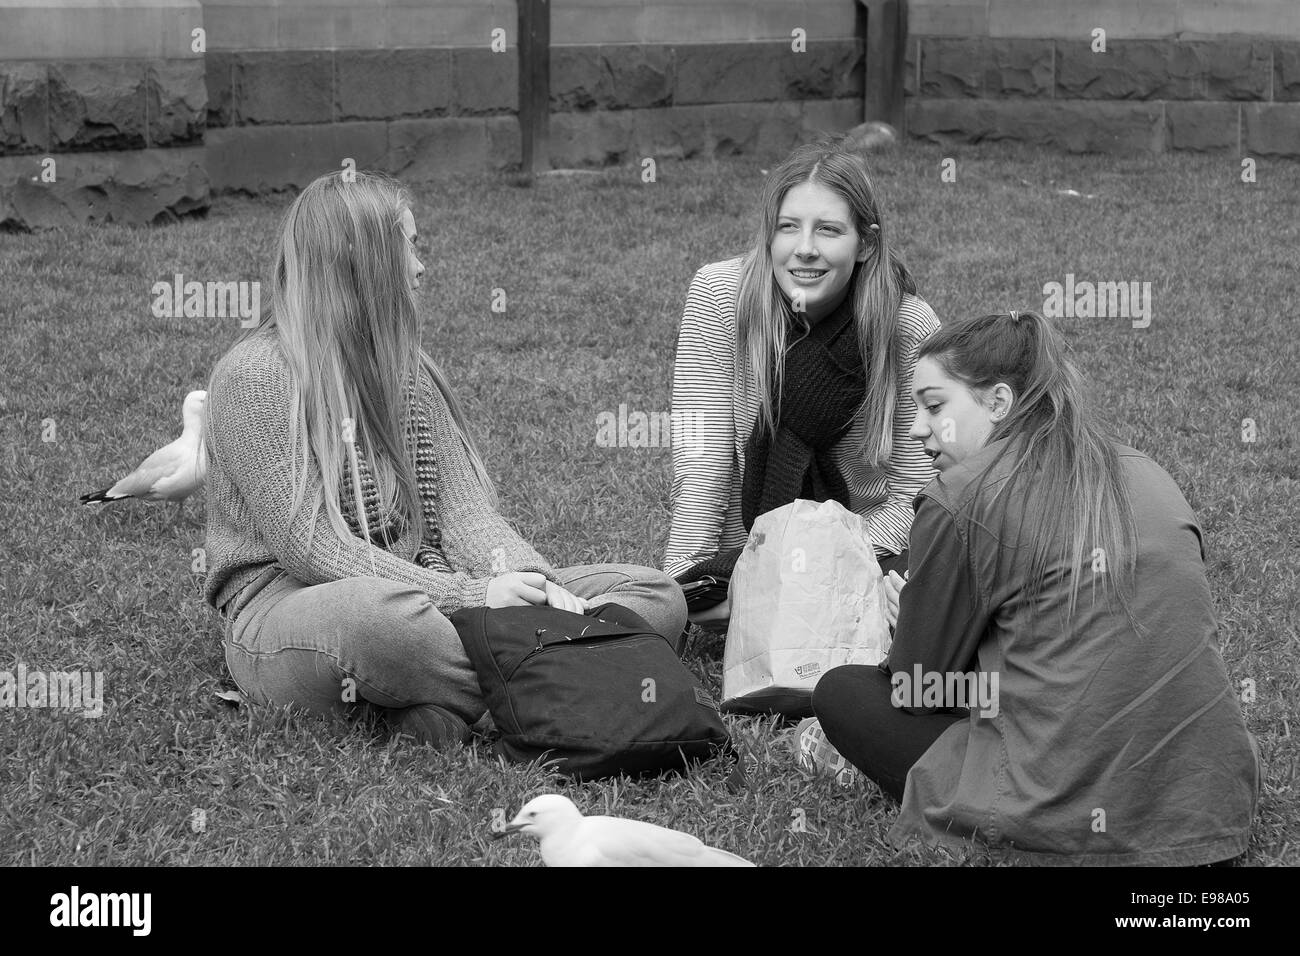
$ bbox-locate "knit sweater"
[663,256,940,578]
[202,331,557,617]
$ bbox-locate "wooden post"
[859,0,908,129]
[517,0,551,174]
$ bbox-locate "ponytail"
[918,310,1141,632]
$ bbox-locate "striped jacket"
[663,256,941,578]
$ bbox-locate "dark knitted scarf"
[675,291,866,585]
[339,374,445,569]
[740,290,865,529]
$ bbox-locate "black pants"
[812,664,966,802]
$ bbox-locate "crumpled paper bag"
[723,498,891,717]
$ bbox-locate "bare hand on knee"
[486,572,549,608]
[543,580,589,614]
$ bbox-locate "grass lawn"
[0,141,1295,866]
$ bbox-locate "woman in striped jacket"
[664,138,940,623]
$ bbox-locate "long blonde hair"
[735,138,916,467]
[207,170,495,559]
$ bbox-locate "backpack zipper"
[504,630,659,680]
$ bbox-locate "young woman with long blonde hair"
[201,171,686,748]
[664,138,940,621]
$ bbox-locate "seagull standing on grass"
[80,390,207,505]
[498,794,756,867]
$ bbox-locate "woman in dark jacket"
[813,309,1260,865]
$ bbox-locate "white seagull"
[80,390,208,505]
[498,794,756,867]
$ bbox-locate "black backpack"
[451,601,730,781]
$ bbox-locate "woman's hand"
[543,580,588,615]
[883,569,907,629]
[485,572,549,608]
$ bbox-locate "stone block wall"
[0,0,867,225]
[540,1,864,167]
[198,0,524,192]
[905,0,1300,156]
[7,0,1300,228]
[200,0,865,191]
[543,38,863,167]
[0,0,210,227]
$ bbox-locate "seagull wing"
[575,817,754,867]
[145,435,205,501]
[82,436,189,504]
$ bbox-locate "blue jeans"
[222,564,689,728]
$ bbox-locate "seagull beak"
[493,820,526,840]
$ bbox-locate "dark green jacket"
[886,438,1259,864]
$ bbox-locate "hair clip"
[868,223,880,232]
[1008,310,1019,321]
